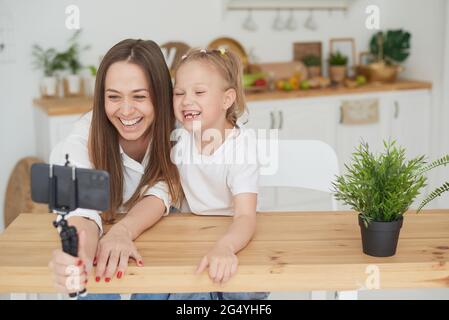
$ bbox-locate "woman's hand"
[195,242,238,285]
[94,223,144,282]
[49,230,91,294]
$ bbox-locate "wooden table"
[0,210,448,294]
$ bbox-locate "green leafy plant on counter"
[31,45,65,77]
[329,51,348,66]
[417,155,449,212]
[58,30,91,75]
[302,55,321,67]
[370,29,411,65]
[332,140,427,227]
[87,65,97,76]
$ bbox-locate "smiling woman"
[47,39,183,299]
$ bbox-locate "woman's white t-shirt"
[49,111,171,235]
[171,125,259,216]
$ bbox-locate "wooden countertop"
[33,79,432,116]
[0,210,448,293]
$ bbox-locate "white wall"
[0,0,447,231]
[436,0,449,208]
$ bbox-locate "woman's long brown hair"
[89,39,181,223]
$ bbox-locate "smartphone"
[30,163,110,212]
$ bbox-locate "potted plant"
[84,65,97,97]
[417,155,449,212]
[32,45,65,98]
[357,29,411,83]
[60,30,91,97]
[332,140,427,257]
[302,55,321,78]
[328,51,348,85]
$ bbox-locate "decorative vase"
[84,75,96,97]
[64,75,83,97]
[329,65,347,85]
[40,76,58,98]
[356,62,403,83]
[358,215,403,257]
[307,66,321,78]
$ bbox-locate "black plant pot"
[358,215,403,257]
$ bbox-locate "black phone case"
[30,163,110,212]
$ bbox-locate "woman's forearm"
[109,195,166,241]
[67,216,100,261]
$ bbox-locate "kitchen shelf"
[33,79,432,116]
[225,0,354,11]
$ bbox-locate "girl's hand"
[195,242,238,285]
[48,230,91,294]
[94,223,144,282]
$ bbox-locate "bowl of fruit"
[243,72,269,93]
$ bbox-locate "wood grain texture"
[0,210,448,293]
[33,80,432,116]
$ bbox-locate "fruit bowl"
[243,73,269,93]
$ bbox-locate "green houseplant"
[417,155,449,212]
[358,29,411,83]
[328,51,348,85]
[59,30,91,96]
[370,29,411,65]
[332,140,427,257]
[302,54,322,78]
[32,45,65,97]
[84,65,97,97]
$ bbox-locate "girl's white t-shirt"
[171,125,259,216]
[49,111,171,235]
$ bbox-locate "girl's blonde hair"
[174,48,246,126]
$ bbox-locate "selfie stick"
[49,154,87,299]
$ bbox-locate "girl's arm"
[196,193,257,284]
[94,195,166,282]
[215,193,257,253]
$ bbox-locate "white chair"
[257,139,357,300]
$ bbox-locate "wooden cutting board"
[256,61,308,81]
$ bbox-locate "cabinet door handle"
[394,101,400,118]
[278,111,283,130]
[270,111,275,129]
[339,106,343,124]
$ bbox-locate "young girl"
[170,48,269,300]
[48,39,182,299]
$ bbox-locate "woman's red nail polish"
[93,258,97,265]
[95,277,100,282]
[117,272,122,279]
[77,260,83,267]
[105,277,111,283]
[138,260,144,266]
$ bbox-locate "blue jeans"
[131,292,269,300]
[79,292,269,300]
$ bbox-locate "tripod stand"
[49,155,87,299]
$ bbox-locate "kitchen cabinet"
[33,106,83,162]
[387,90,432,159]
[246,89,432,211]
